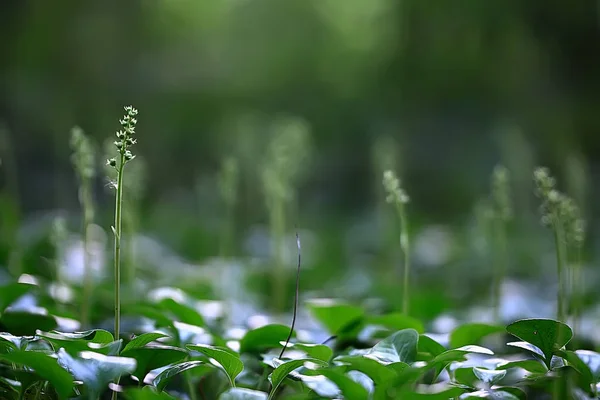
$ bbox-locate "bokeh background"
[1,0,600,332]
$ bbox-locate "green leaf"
[450,323,504,349]
[126,386,178,399]
[307,300,364,334]
[317,369,369,400]
[418,335,446,359]
[396,383,467,399]
[506,318,572,367]
[428,346,494,378]
[367,313,424,334]
[0,333,29,352]
[555,349,595,392]
[219,388,268,399]
[0,283,34,311]
[284,342,333,362]
[496,359,548,374]
[367,329,419,364]
[187,344,243,387]
[460,389,519,399]
[575,350,600,382]
[152,361,213,391]
[122,332,169,353]
[121,344,187,381]
[239,324,291,354]
[158,298,205,327]
[57,349,136,398]
[473,367,506,385]
[268,358,328,398]
[506,341,545,359]
[496,386,527,400]
[0,350,74,399]
[334,355,396,385]
[37,329,115,355]
[0,310,57,336]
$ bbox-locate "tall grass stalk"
[70,126,96,328]
[383,170,411,315]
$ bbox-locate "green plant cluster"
[0,285,598,400]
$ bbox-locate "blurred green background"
[1,0,600,325]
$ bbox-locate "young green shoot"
[69,126,96,328]
[489,165,512,322]
[279,230,301,360]
[106,106,139,342]
[382,170,411,315]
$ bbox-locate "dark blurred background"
[1,0,600,310]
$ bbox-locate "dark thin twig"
[279,230,301,359]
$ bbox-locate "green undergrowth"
[0,283,598,400]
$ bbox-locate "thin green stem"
[492,218,507,323]
[185,370,198,400]
[396,202,410,315]
[111,155,125,400]
[552,215,566,322]
[80,183,94,329]
[572,245,583,335]
[271,197,286,313]
[114,155,125,339]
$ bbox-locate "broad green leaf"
[473,367,506,385]
[0,333,29,351]
[450,323,504,349]
[418,335,446,359]
[57,349,136,398]
[367,329,419,364]
[506,341,545,359]
[317,369,369,400]
[0,310,57,336]
[188,344,243,386]
[121,344,187,381]
[334,355,396,385]
[307,301,364,334]
[240,324,290,354]
[397,383,466,399]
[122,332,169,353]
[373,365,425,399]
[506,318,572,367]
[0,350,74,399]
[159,298,205,327]
[126,386,178,399]
[268,358,328,397]
[575,350,600,382]
[152,361,214,391]
[555,350,595,393]
[0,283,34,311]
[126,305,174,329]
[460,389,519,399]
[368,313,424,334]
[37,329,115,355]
[496,386,527,400]
[219,388,268,399]
[428,346,493,379]
[496,359,547,374]
[285,343,332,362]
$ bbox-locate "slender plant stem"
[396,202,410,315]
[80,183,94,329]
[111,155,125,400]
[271,198,286,313]
[185,369,198,400]
[492,217,507,323]
[279,231,301,359]
[552,215,566,322]
[114,155,125,339]
[572,245,583,334]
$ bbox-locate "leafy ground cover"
[1,107,597,399]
